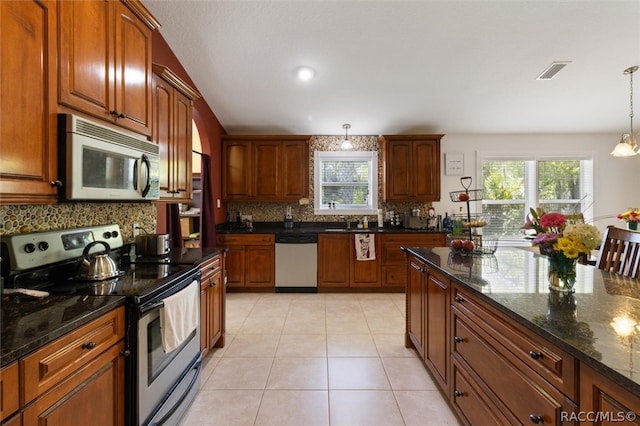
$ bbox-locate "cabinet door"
[224,245,245,288]
[223,142,253,199]
[407,257,425,357]
[280,140,309,199]
[245,245,275,287]
[580,363,640,425]
[200,279,209,355]
[318,235,351,287]
[58,0,113,122]
[210,271,223,347]
[351,234,380,287]
[22,343,125,426]
[170,89,193,200]
[0,362,18,421]
[153,74,174,198]
[0,0,59,204]
[253,141,280,199]
[413,140,440,200]
[425,269,449,390]
[113,1,153,135]
[386,141,413,201]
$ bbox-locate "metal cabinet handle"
[110,110,126,119]
[50,180,63,188]
[454,295,464,303]
[528,351,543,360]
[82,341,97,350]
[454,336,464,344]
[529,414,544,424]
[454,391,463,397]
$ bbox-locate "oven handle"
[139,300,163,315]
[150,355,202,426]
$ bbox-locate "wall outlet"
[133,223,140,237]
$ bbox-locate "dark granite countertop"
[217,221,447,235]
[1,294,126,367]
[403,246,640,396]
[126,246,227,265]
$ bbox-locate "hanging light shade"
[611,66,639,157]
[340,124,353,150]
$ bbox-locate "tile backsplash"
[0,203,156,242]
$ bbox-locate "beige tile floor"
[181,292,461,426]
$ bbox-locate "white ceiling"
[145,0,640,136]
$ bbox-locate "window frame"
[478,153,594,245]
[313,151,379,215]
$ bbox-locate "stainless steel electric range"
[1,224,202,426]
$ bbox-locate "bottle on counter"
[442,212,453,233]
[363,216,368,229]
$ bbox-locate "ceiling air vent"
[536,61,571,80]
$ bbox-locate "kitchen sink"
[324,228,349,232]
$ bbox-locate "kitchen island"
[403,246,640,425]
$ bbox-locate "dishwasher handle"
[275,233,318,244]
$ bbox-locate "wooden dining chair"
[596,225,640,278]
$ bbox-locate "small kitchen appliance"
[135,233,171,257]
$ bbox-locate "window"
[480,156,593,244]
[314,151,378,215]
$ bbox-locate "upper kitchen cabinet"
[58,0,160,136]
[152,64,200,201]
[0,0,59,205]
[222,135,310,201]
[380,134,443,202]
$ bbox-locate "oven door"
[137,281,201,425]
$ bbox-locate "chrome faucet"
[340,216,350,229]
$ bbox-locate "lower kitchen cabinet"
[0,362,19,422]
[318,234,379,289]
[16,306,126,426]
[216,234,275,290]
[580,363,640,424]
[450,283,578,425]
[381,234,445,290]
[406,256,449,391]
[200,253,225,356]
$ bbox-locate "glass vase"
[628,222,638,231]
[547,255,577,293]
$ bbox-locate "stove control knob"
[24,243,36,253]
[111,231,119,238]
[38,241,49,251]
[103,232,111,239]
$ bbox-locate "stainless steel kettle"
[77,241,120,280]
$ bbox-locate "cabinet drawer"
[452,311,576,424]
[382,266,406,286]
[21,307,125,403]
[452,286,577,400]
[200,254,222,280]
[216,234,274,245]
[451,358,510,425]
[0,362,19,421]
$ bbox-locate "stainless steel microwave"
[59,114,160,201]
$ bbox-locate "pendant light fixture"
[340,123,353,150]
[611,65,639,157]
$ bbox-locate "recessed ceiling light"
[296,66,316,81]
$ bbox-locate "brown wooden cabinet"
[0,362,19,422]
[18,306,126,426]
[58,0,159,136]
[580,363,640,425]
[381,233,445,289]
[450,284,577,425]
[200,254,225,357]
[222,136,310,201]
[153,65,200,201]
[0,0,59,205]
[380,135,443,202]
[317,233,379,289]
[216,234,275,289]
[405,255,449,391]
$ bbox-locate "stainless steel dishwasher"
[275,233,318,293]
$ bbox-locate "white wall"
[432,133,640,232]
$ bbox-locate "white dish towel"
[160,280,199,353]
[355,233,376,261]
